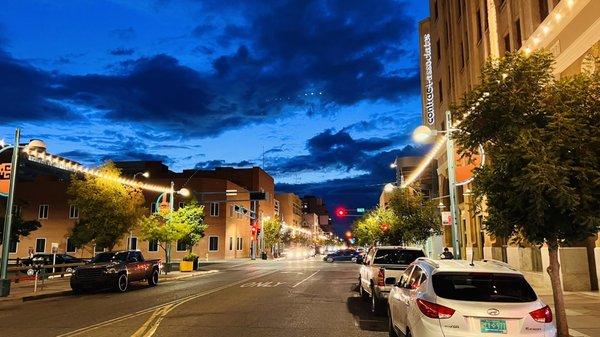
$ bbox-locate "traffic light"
[335,206,348,218]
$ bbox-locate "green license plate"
[480,319,507,333]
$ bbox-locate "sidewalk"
[534,288,600,337]
[0,269,219,304]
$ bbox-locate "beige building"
[420,0,600,290]
[275,192,303,228]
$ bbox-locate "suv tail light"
[529,305,552,323]
[416,299,455,319]
[377,268,385,286]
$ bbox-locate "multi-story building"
[0,155,276,262]
[301,196,333,233]
[419,0,600,290]
[275,192,303,228]
[392,156,438,199]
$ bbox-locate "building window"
[130,237,138,250]
[433,0,439,21]
[476,9,482,42]
[236,237,243,251]
[504,33,511,55]
[148,239,159,252]
[514,19,522,50]
[209,236,219,252]
[436,39,441,60]
[66,238,76,253]
[210,202,219,217]
[229,237,233,251]
[150,202,157,213]
[178,202,185,209]
[35,238,46,253]
[9,240,17,254]
[69,205,79,219]
[94,245,105,253]
[483,3,489,30]
[176,239,187,252]
[38,205,49,219]
[539,0,549,21]
[438,79,443,103]
[457,0,462,21]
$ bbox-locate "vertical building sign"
[423,33,435,126]
[0,148,13,197]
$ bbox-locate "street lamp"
[133,171,150,180]
[413,110,462,260]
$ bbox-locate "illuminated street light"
[178,188,191,197]
[412,125,437,143]
[134,171,150,180]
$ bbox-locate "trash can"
[192,256,199,270]
[261,252,267,260]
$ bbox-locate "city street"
[0,260,387,337]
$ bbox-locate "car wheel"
[71,284,83,294]
[65,267,74,273]
[371,287,383,316]
[115,273,129,292]
[327,257,334,263]
[388,308,399,337]
[148,269,159,286]
[351,257,357,262]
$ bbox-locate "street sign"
[441,211,452,226]
[356,208,365,213]
[0,147,14,197]
[249,191,266,200]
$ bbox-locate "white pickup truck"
[358,246,425,315]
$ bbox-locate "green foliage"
[182,252,198,261]
[0,214,41,245]
[262,218,282,249]
[171,201,207,252]
[68,161,146,250]
[353,188,441,246]
[455,51,600,247]
[138,201,207,259]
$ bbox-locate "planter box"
[180,261,193,272]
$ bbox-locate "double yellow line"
[57,269,278,337]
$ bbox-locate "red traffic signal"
[335,206,348,218]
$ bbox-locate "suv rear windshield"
[373,249,424,265]
[432,272,537,302]
[92,252,128,263]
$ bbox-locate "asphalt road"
[0,259,389,337]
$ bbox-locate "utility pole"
[1,129,20,297]
[445,111,462,260]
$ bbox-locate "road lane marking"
[56,269,278,337]
[240,281,286,288]
[292,270,319,288]
[136,270,280,337]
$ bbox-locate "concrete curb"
[22,290,72,302]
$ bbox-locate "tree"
[262,218,282,255]
[171,201,207,253]
[353,188,441,246]
[454,51,600,337]
[139,201,207,270]
[0,214,41,245]
[68,162,146,251]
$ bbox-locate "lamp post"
[412,110,462,260]
[0,129,20,297]
[133,171,150,180]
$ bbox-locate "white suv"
[387,258,556,337]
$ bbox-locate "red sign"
[0,147,13,196]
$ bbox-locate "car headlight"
[106,268,118,274]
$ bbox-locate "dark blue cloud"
[0,50,77,122]
[109,27,136,40]
[195,159,255,169]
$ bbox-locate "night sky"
[0,0,429,234]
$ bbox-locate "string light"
[22,147,172,193]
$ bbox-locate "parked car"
[358,246,425,314]
[323,249,359,262]
[70,250,161,293]
[387,258,556,337]
[21,254,87,275]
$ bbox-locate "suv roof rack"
[482,259,518,271]
[415,257,439,268]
